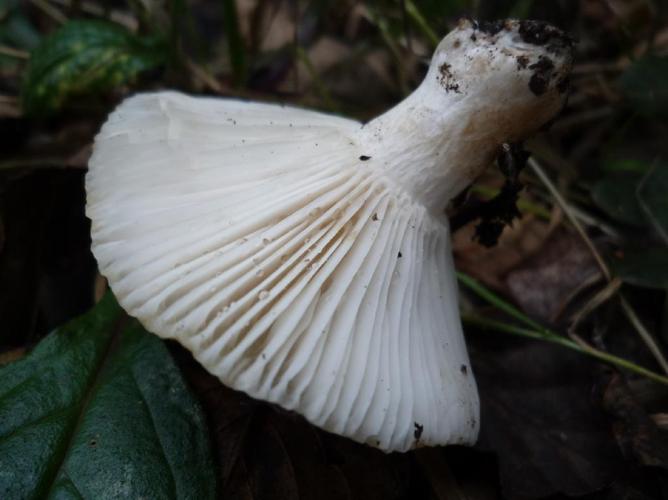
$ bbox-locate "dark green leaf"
[591,173,647,226]
[0,0,40,69]
[22,20,166,115]
[612,247,668,289]
[637,163,668,241]
[599,115,668,174]
[0,293,216,499]
[0,0,41,50]
[593,161,668,239]
[619,56,668,117]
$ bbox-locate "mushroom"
[86,19,573,452]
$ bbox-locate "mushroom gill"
[86,19,573,452]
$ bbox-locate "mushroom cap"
[87,91,478,452]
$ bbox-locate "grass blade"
[458,272,668,386]
[221,0,246,86]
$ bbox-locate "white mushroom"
[86,19,572,452]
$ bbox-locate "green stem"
[404,0,439,46]
[295,46,338,112]
[458,273,668,386]
[457,272,545,331]
[529,158,668,375]
[463,315,668,386]
[367,8,409,96]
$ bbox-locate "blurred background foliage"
[1,1,668,499]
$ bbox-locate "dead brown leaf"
[473,338,626,499]
[175,347,432,500]
[453,214,553,290]
[505,229,602,323]
[603,373,668,469]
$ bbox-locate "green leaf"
[22,20,166,115]
[0,294,216,499]
[0,0,41,50]
[619,55,668,117]
[591,173,647,226]
[612,247,668,289]
[637,163,668,241]
[404,0,439,46]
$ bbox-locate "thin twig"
[619,296,668,374]
[50,0,139,31]
[0,94,19,103]
[461,314,668,386]
[553,272,605,322]
[651,413,668,429]
[568,278,621,332]
[185,59,226,94]
[0,102,21,118]
[529,158,611,279]
[529,158,668,375]
[29,0,68,24]
[565,202,624,240]
[0,46,30,60]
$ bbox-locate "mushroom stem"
[360,19,572,212]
